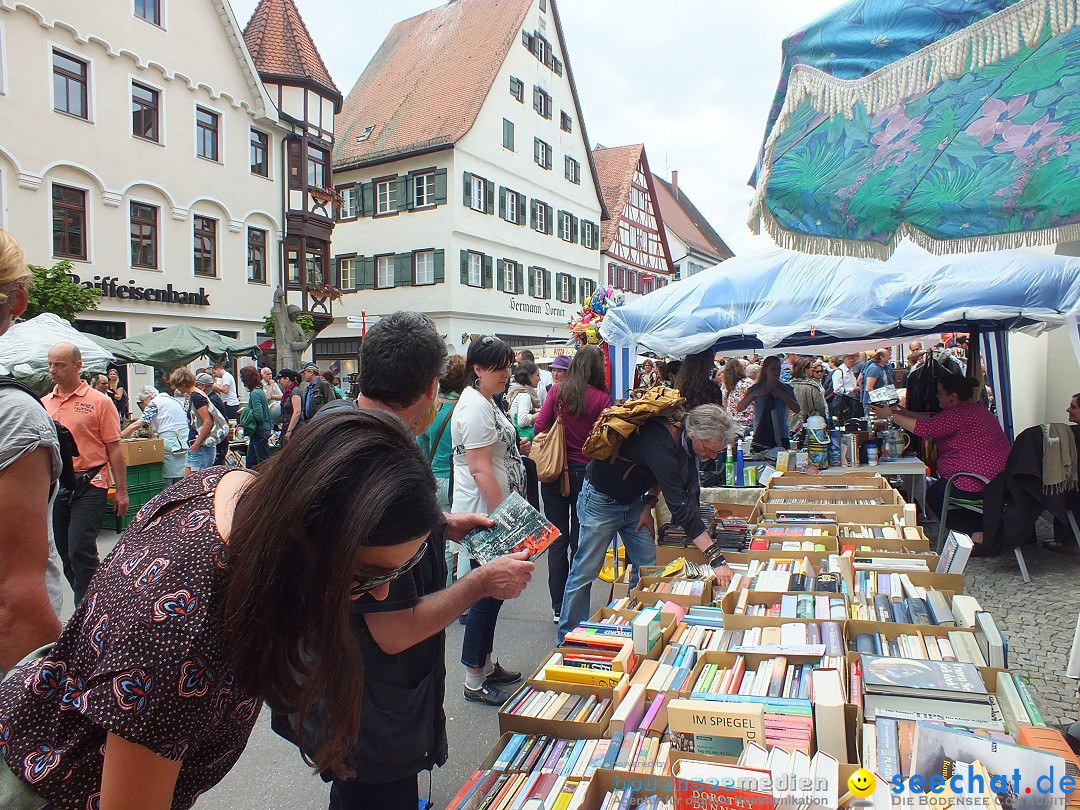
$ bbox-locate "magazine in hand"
[460,491,561,564]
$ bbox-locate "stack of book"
[501,686,611,723]
[858,654,993,724]
[730,591,848,621]
[637,580,707,597]
[850,628,987,667]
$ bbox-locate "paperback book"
[459,491,560,564]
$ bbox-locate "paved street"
[81,519,1079,809]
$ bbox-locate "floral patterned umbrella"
[750,0,1080,258]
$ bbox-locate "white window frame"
[470,176,485,212]
[582,222,594,249]
[0,19,8,97]
[505,190,518,224]
[375,254,394,288]
[536,37,548,65]
[559,273,571,302]
[338,186,358,219]
[535,202,547,234]
[414,172,435,209]
[468,252,483,287]
[338,256,356,290]
[537,89,551,119]
[532,267,545,299]
[534,138,551,170]
[504,260,517,293]
[376,179,397,215]
[558,211,572,241]
[414,250,435,285]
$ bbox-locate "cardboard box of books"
[654,543,708,567]
[767,471,893,490]
[498,679,619,739]
[631,576,713,608]
[838,522,931,551]
[721,590,851,623]
[758,489,908,523]
[529,650,634,692]
[855,569,964,595]
[588,607,679,661]
[459,732,599,807]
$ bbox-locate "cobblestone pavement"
[944,518,1080,727]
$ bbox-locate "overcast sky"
[231,0,841,255]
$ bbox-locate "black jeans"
[521,455,540,511]
[542,460,587,613]
[927,477,985,535]
[461,559,503,669]
[53,483,107,605]
[330,774,419,810]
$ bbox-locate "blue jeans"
[461,559,503,669]
[557,480,657,641]
[186,443,216,471]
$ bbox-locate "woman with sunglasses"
[452,336,528,706]
[0,409,441,810]
[788,355,830,431]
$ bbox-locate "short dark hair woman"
[534,345,610,621]
[451,337,526,705]
[0,410,442,809]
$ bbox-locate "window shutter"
[496,258,505,291]
[545,203,554,235]
[530,199,538,230]
[517,193,526,225]
[483,255,493,288]
[460,249,469,284]
[498,187,507,220]
[503,118,514,150]
[361,256,375,289]
[571,215,579,243]
[354,255,368,289]
[543,269,552,300]
[392,175,406,211]
[554,57,563,76]
[528,267,536,297]
[592,223,600,248]
[546,147,552,170]
[533,86,542,115]
[394,253,411,286]
[522,30,534,52]
[463,171,473,206]
[433,250,445,283]
[485,181,495,215]
[360,182,374,217]
[515,264,524,294]
[554,273,563,302]
[434,168,448,204]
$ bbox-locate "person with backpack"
[171,368,218,475]
[0,228,63,673]
[557,403,740,643]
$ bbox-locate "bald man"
[43,342,128,604]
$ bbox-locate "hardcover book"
[460,492,561,564]
[861,655,988,701]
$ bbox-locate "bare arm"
[464,444,506,511]
[0,448,62,672]
[287,393,302,436]
[364,553,535,655]
[99,732,182,810]
[105,440,129,518]
[120,419,146,439]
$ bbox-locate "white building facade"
[326,0,605,362]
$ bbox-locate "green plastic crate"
[127,462,164,487]
[113,481,166,532]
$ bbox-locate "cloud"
[230,0,843,255]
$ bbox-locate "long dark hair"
[674,349,722,406]
[721,359,746,393]
[558,345,607,416]
[222,409,441,775]
[239,365,261,392]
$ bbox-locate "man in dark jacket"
[557,404,740,642]
[275,313,534,810]
[297,361,339,421]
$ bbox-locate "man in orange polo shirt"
[43,342,128,604]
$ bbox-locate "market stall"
[93,323,260,367]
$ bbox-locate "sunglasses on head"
[349,541,428,597]
[480,335,497,346]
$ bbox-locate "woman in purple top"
[533,346,610,621]
[0,410,441,810]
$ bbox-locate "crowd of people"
[0,215,1075,810]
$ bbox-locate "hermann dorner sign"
[69,275,211,306]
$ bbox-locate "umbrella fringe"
[750,0,1080,258]
[750,201,1080,260]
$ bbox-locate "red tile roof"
[653,174,734,262]
[592,144,644,251]
[334,0,533,169]
[243,0,341,106]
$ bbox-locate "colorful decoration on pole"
[568,285,625,345]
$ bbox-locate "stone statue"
[273,287,316,370]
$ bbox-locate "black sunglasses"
[481,335,497,345]
[349,541,428,597]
